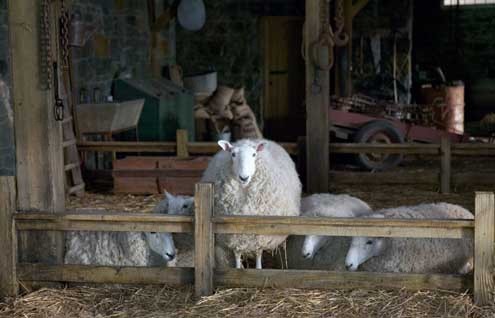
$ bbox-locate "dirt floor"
[2,156,494,318]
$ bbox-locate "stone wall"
[70,0,152,101]
[0,0,14,176]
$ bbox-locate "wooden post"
[176,129,189,158]
[474,192,495,305]
[194,183,215,297]
[305,0,329,193]
[440,135,451,194]
[8,0,65,264]
[0,177,17,297]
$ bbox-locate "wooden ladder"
[62,113,85,196]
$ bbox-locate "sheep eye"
[182,204,189,209]
[150,232,156,234]
[366,240,373,245]
[252,153,256,157]
[232,153,236,157]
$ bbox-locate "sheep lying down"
[64,192,192,267]
[345,203,474,274]
[287,193,372,271]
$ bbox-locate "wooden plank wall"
[8,0,65,265]
[0,177,17,297]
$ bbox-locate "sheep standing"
[345,203,474,274]
[201,139,301,269]
[64,193,191,266]
[287,193,371,270]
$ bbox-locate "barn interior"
[1,0,495,317]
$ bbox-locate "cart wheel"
[353,120,404,171]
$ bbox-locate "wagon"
[329,96,470,171]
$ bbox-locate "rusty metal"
[443,84,465,134]
[40,0,52,90]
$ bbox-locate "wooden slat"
[15,211,193,233]
[68,183,85,194]
[329,171,438,185]
[212,215,474,239]
[330,143,440,154]
[305,0,329,193]
[0,177,18,297]
[440,135,451,194]
[18,263,194,285]
[474,192,495,305]
[453,173,495,185]
[452,144,495,156]
[176,129,189,158]
[62,139,77,148]
[77,141,299,155]
[194,183,215,296]
[215,269,472,292]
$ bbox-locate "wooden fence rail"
[7,186,495,305]
[77,132,495,193]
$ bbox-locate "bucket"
[183,71,217,95]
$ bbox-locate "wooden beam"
[330,143,440,154]
[15,211,193,233]
[474,192,495,305]
[8,0,65,265]
[329,171,438,185]
[77,141,299,156]
[194,183,215,296]
[212,215,474,239]
[440,135,451,194]
[0,177,17,297]
[18,263,194,285]
[215,269,472,291]
[305,0,329,193]
[176,129,189,158]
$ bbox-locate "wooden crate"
[113,156,210,195]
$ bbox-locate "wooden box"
[113,156,210,195]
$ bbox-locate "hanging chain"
[59,0,71,67]
[40,0,53,90]
[333,0,349,46]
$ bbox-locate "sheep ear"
[218,140,233,152]
[165,191,174,201]
[256,142,266,152]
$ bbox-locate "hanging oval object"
[177,0,206,31]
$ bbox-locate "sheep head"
[218,140,266,187]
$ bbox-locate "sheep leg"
[234,251,243,269]
[256,249,262,269]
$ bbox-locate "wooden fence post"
[0,176,18,297]
[440,135,451,194]
[177,129,189,158]
[194,183,215,297]
[474,192,495,305]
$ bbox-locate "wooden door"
[261,16,305,142]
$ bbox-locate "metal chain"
[59,0,70,67]
[40,0,53,90]
[333,0,349,46]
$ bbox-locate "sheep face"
[145,232,176,262]
[301,235,326,259]
[164,191,194,215]
[218,140,266,187]
[345,237,386,271]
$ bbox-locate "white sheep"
[150,192,233,268]
[201,138,301,269]
[286,193,371,270]
[64,193,191,266]
[345,202,474,274]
